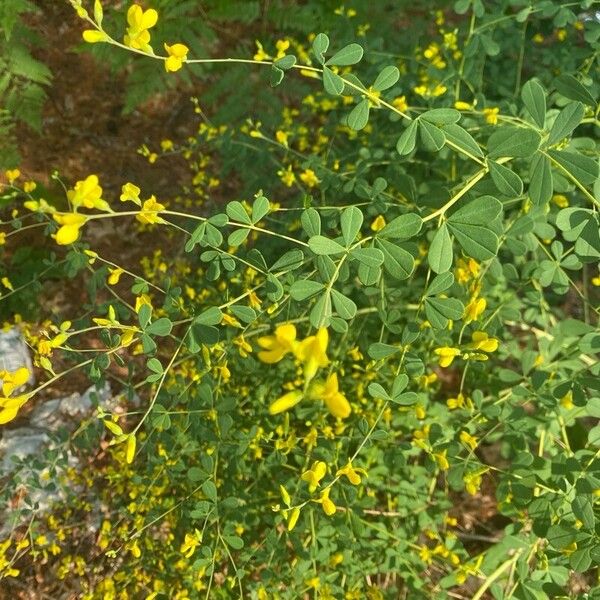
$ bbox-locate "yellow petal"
[82,29,108,43]
[126,434,136,464]
[269,390,303,415]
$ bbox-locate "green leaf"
[391,392,418,406]
[372,66,399,92]
[312,33,329,64]
[226,200,251,224]
[570,548,592,573]
[322,66,344,95]
[331,289,357,319]
[442,124,484,158]
[391,374,408,396]
[138,303,152,329]
[347,98,370,131]
[185,222,206,252]
[447,196,503,260]
[426,272,455,296]
[447,223,499,261]
[489,161,523,197]
[146,317,173,337]
[309,235,345,256]
[379,213,422,240]
[340,206,363,246]
[194,307,223,326]
[351,247,384,268]
[252,195,270,223]
[146,358,163,382]
[420,108,461,125]
[529,153,553,206]
[270,249,304,272]
[425,297,464,329]
[290,280,324,301]
[223,535,244,550]
[310,291,332,328]
[572,496,595,528]
[548,102,585,146]
[368,343,399,360]
[368,383,391,401]
[548,150,599,185]
[228,228,250,247]
[450,195,503,224]
[270,66,284,87]
[274,55,296,70]
[488,127,541,159]
[554,74,596,107]
[521,79,546,128]
[428,224,453,273]
[229,305,256,324]
[419,120,446,152]
[396,121,418,155]
[376,239,415,279]
[302,208,321,237]
[326,43,363,66]
[202,480,218,502]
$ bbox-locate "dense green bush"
[1,0,599,598]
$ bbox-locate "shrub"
[1,0,599,598]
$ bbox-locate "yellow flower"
[392,95,408,112]
[319,487,337,516]
[275,130,289,146]
[299,168,319,188]
[483,107,499,125]
[463,470,486,495]
[5,169,20,183]
[459,431,478,451]
[120,182,142,205]
[560,391,574,410]
[434,450,449,470]
[124,4,158,51]
[1,277,13,291]
[136,196,166,224]
[0,393,32,425]
[447,393,472,411]
[164,43,189,72]
[107,267,124,285]
[468,331,499,353]
[454,100,473,110]
[23,181,36,193]
[434,346,461,368]
[269,390,303,415]
[336,462,366,485]
[253,41,270,61]
[552,194,569,208]
[296,327,329,380]
[257,323,298,363]
[125,433,136,464]
[82,29,108,43]
[301,461,327,492]
[532,33,544,44]
[1,366,30,396]
[275,39,290,59]
[52,213,87,245]
[310,373,351,419]
[278,165,296,187]
[287,507,300,531]
[463,297,486,323]
[67,175,109,211]
[370,215,386,232]
[180,529,203,558]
